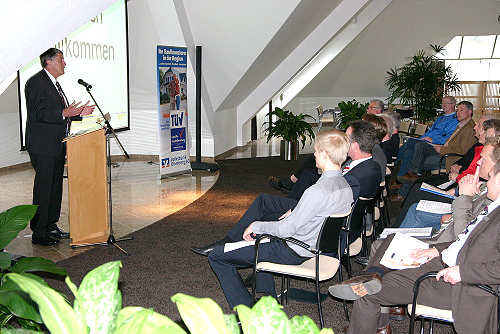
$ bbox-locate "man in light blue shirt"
[395,96,458,178]
[208,129,353,308]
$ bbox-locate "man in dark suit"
[329,160,500,334]
[25,48,94,246]
[191,121,381,256]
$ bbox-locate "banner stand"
[156,46,192,178]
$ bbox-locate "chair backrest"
[414,123,428,137]
[316,210,350,254]
[345,197,372,233]
[316,105,324,115]
[399,120,411,134]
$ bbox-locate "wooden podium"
[64,128,109,246]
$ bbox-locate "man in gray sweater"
[208,129,353,308]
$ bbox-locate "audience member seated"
[377,113,395,163]
[398,146,493,230]
[205,130,353,308]
[382,111,401,160]
[269,99,386,194]
[328,160,500,333]
[367,99,384,115]
[391,123,500,227]
[395,96,459,180]
[398,101,477,182]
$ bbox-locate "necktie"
[342,165,350,175]
[463,205,488,235]
[56,81,71,135]
[55,81,68,108]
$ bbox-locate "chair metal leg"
[420,318,425,334]
[280,275,285,305]
[316,278,324,328]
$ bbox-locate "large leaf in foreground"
[10,257,67,276]
[116,306,186,334]
[0,205,37,249]
[76,260,122,334]
[171,293,228,334]
[5,273,85,334]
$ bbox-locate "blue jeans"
[396,138,420,177]
[399,203,442,230]
[408,141,440,174]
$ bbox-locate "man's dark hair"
[40,48,63,68]
[348,120,376,153]
[457,100,473,111]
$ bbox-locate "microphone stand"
[73,85,132,255]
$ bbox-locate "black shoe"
[269,176,292,194]
[32,236,60,246]
[47,228,70,239]
[355,256,370,266]
[191,242,221,256]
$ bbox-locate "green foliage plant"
[385,44,460,124]
[0,205,68,331]
[263,107,315,149]
[5,259,335,333]
[336,100,369,131]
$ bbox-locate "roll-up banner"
[156,46,191,178]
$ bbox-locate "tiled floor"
[2,136,315,262]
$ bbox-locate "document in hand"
[379,227,433,239]
[379,233,429,270]
[224,238,270,253]
[416,200,452,214]
[420,182,456,200]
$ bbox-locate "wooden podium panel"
[65,128,109,246]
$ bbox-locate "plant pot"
[280,140,299,160]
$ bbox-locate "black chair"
[408,271,500,334]
[340,198,373,275]
[251,209,351,328]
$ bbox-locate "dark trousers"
[348,257,451,333]
[208,239,306,308]
[226,194,298,241]
[287,168,320,201]
[29,151,65,238]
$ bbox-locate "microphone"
[78,79,92,89]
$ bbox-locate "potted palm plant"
[263,107,315,160]
[385,44,460,124]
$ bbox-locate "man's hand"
[279,209,292,220]
[458,166,481,196]
[434,145,442,153]
[436,266,461,285]
[440,214,452,224]
[243,223,255,241]
[80,101,96,116]
[410,247,439,262]
[450,164,461,174]
[421,136,433,143]
[63,101,85,118]
[449,172,459,182]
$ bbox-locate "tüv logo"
[171,113,184,127]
